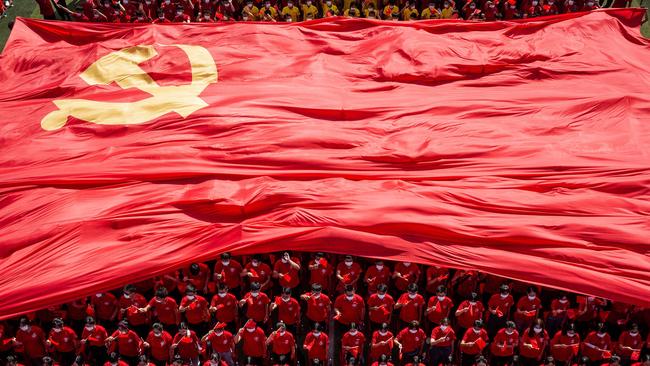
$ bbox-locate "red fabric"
[367,293,395,324]
[519,330,548,359]
[456,300,485,329]
[146,331,173,361]
[396,328,426,354]
[491,329,519,356]
[148,297,178,325]
[304,331,328,360]
[303,293,331,323]
[242,292,270,322]
[430,326,456,348]
[48,327,78,353]
[273,296,300,325]
[210,293,238,323]
[180,295,209,324]
[0,11,650,320]
[334,294,365,325]
[109,330,142,357]
[15,326,47,358]
[397,293,424,323]
[172,330,200,359]
[370,330,394,360]
[269,330,295,355]
[461,328,489,355]
[550,332,581,362]
[205,330,233,353]
[81,325,108,347]
[239,327,266,357]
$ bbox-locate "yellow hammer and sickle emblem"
[41,44,218,131]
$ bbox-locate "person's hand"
[209,306,217,313]
[46,340,52,346]
[81,339,87,344]
[143,342,150,348]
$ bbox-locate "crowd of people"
[19,0,618,24]
[0,251,649,366]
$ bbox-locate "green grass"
[0,0,647,52]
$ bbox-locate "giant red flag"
[0,10,649,319]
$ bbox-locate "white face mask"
[377,294,385,299]
[597,332,606,338]
[500,293,508,299]
[186,295,195,300]
[281,258,288,263]
[123,293,131,299]
[221,260,230,265]
[85,325,95,331]
[506,329,514,335]
[437,296,445,301]
[534,327,542,333]
[313,331,320,336]
[403,262,411,266]
[568,0,574,4]
[408,293,416,299]
[279,330,285,335]
[306,0,311,4]
[251,291,259,297]
[282,296,290,302]
[252,261,259,267]
[559,298,568,303]
[246,327,255,333]
[473,328,481,334]
[215,330,223,335]
[218,292,227,298]
[176,11,182,14]
[528,295,536,300]
[313,293,320,298]
[156,297,164,303]
[20,325,29,331]
[376,265,384,270]
[349,330,357,335]
[203,15,210,19]
[53,327,62,333]
[409,328,417,333]
[630,331,638,336]
[567,331,576,337]
[440,325,448,331]
[587,1,593,4]
[326,0,331,5]
[344,260,353,267]
[469,301,477,305]
[287,2,292,6]
[532,1,538,4]
[346,295,354,301]
[96,293,102,298]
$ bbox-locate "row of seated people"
[0,252,649,366]
[37,0,603,24]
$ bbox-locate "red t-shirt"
[342,331,366,353]
[520,330,549,359]
[550,331,581,362]
[396,293,424,323]
[396,328,426,353]
[242,292,270,322]
[370,330,394,360]
[103,361,129,366]
[334,294,365,325]
[269,331,295,355]
[244,262,271,289]
[179,263,210,293]
[274,257,301,288]
[336,262,362,290]
[16,326,47,358]
[426,266,449,293]
[119,293,149,326]
[92,293,118,321]
[274,297,301,325]
[49,327,78,353]
[304,332,328,360]
[582,332,612,361]
[210,293,238,323]
[205,330,234,353]
[427,296,453,324]
[109,330,142,357]
[430,325,456,348]
[148,297,178,325]
[515,296,541,322]
[460,328,489,355]
[304,292,331,323]
[309,259,333,289]
[491,328,519,356]
[36,0,55,16]
[172,330,200,359]
[488,293,514,319]
[67,299,90,321]
[367,293,395,324]
[214,260,243,289]
[550,299,570,317]
[365,265,391,293]
[146,331,172,361]
[81,325,108,347]
[394,263,420,291]
[617,331,643,357]
[180,295,209,324]
[456,300,485,329]
[239,328,266,357]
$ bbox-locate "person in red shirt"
[104,352,129,366]
[395,321,426,363]
[234,320,266,364]
[179,285,210,336]
[369,323,394,363]
[460,320,489,366]
[393,261,421,293]
[270,288,301,334]
[550,323,581,365]
[92,292,119,327]
[456,292,485,335]
[425,266,450,295]
[631,355,650,366]
[303,323,329,365]
[35,0,57,19]
[48,318,79,365]
[143,323,172,366]
[334,285,365,327]
[404,355,425,366]
[205,352,229,366]
[341,323,366,365]
[367,284,395,330]
[576,297,606,334]
[80,317,108,366]
[365,260,392,294]
[395,283,425,327]
[239,282,270,326]
[243,255,272,291]
[547,293,570,340]
[371,354,394,366]
[336,255,362,292]
[426,285,454,329]
[210,284,238,331]
[14,318,48,366]
[172,5,192,22]
[483,0,497,20]
[490,321,519,366]
[273,252,302,290]
[119,285,150,338]
[301,284,332,330]
[66,297,91,334]
[201,322,234,366]
[308,253,333,293]
[487,284,514,338]
[581,0,597,10]
[502,0,520,19]
[514,287,542,333]
[617,323,644,365]
[520,319,549,366]
[429,318,456,366]
[152,9,171,22]
[582,323,613,364]
[171,324,200,366]
[106,320,143,365]
[141,288,179,337]
[266,322,296,362]
[214,253,244,296]
[178,263,211,295]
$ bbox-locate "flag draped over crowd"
[0,9,649,320]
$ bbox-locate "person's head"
[250,282,261,295]
[558,292,568,302]
[209,352,222,364]
[469,2,476,8]
[505,321,516,334]
[473,319,483,331]
[108,352,120,365]
[185,284,197,298]
[640,354,650,366]
[157,9,165,18]
[52,317,64,331]
[245,319,256,332]
[281,287,291,300]
[409,320,419,332]
[123,284,136,298]
[368,10,376,18]
[73,355,84,366]
[313,322,322,334]
[215,322,227,334]
[375,260,384,269]
[42,357,54,366]
[152,322,163,335]
[527,286,537,299]
[189,263,201,276]
[312,283,322,295]
[499,283,510,296]
[377,283,388,296]
[476,355,488,366]
[344,284,355,297]
[380,322,389,334]
[440,317,450,328]
[469,292,479,304]
[378,354,389,365]
[6,356,17,366]
[344,255,354,266]
[172,354,183,365]
[276,322,286,333]
[413,355,422,364]
[176,6,184,14]
[347,356,356,365]
[251,254,262,267]
[565,323,577,337]
[284,14,293,21]
[407,282,418,295]
[217,283,229,297]
[155,287,168,301]
[179,322,189,331]
[609,356,621,366]
[349,322,358,335]
[137,355,149,366]
[596,322,607,336]
[629,323,639,335]
[221,252,231,264]
[85,316,95,330]
[19,317,30,332]
[543,357,555,366]
[443,0,450,7]
[530,318,544,336]
[436,285,447,298]
[312,359,321,366]
[577,357,589,366]
[118,320,129,333]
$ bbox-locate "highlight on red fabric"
[475,337,487,351]
[0,9,649,320]
[567,309,577,320]
[571,344,580,355]
[602,350,612,359]
[631,351,640,361]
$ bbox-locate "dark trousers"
[56,351,77,366]
[429,345,452,366]
[86,345,107,366]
